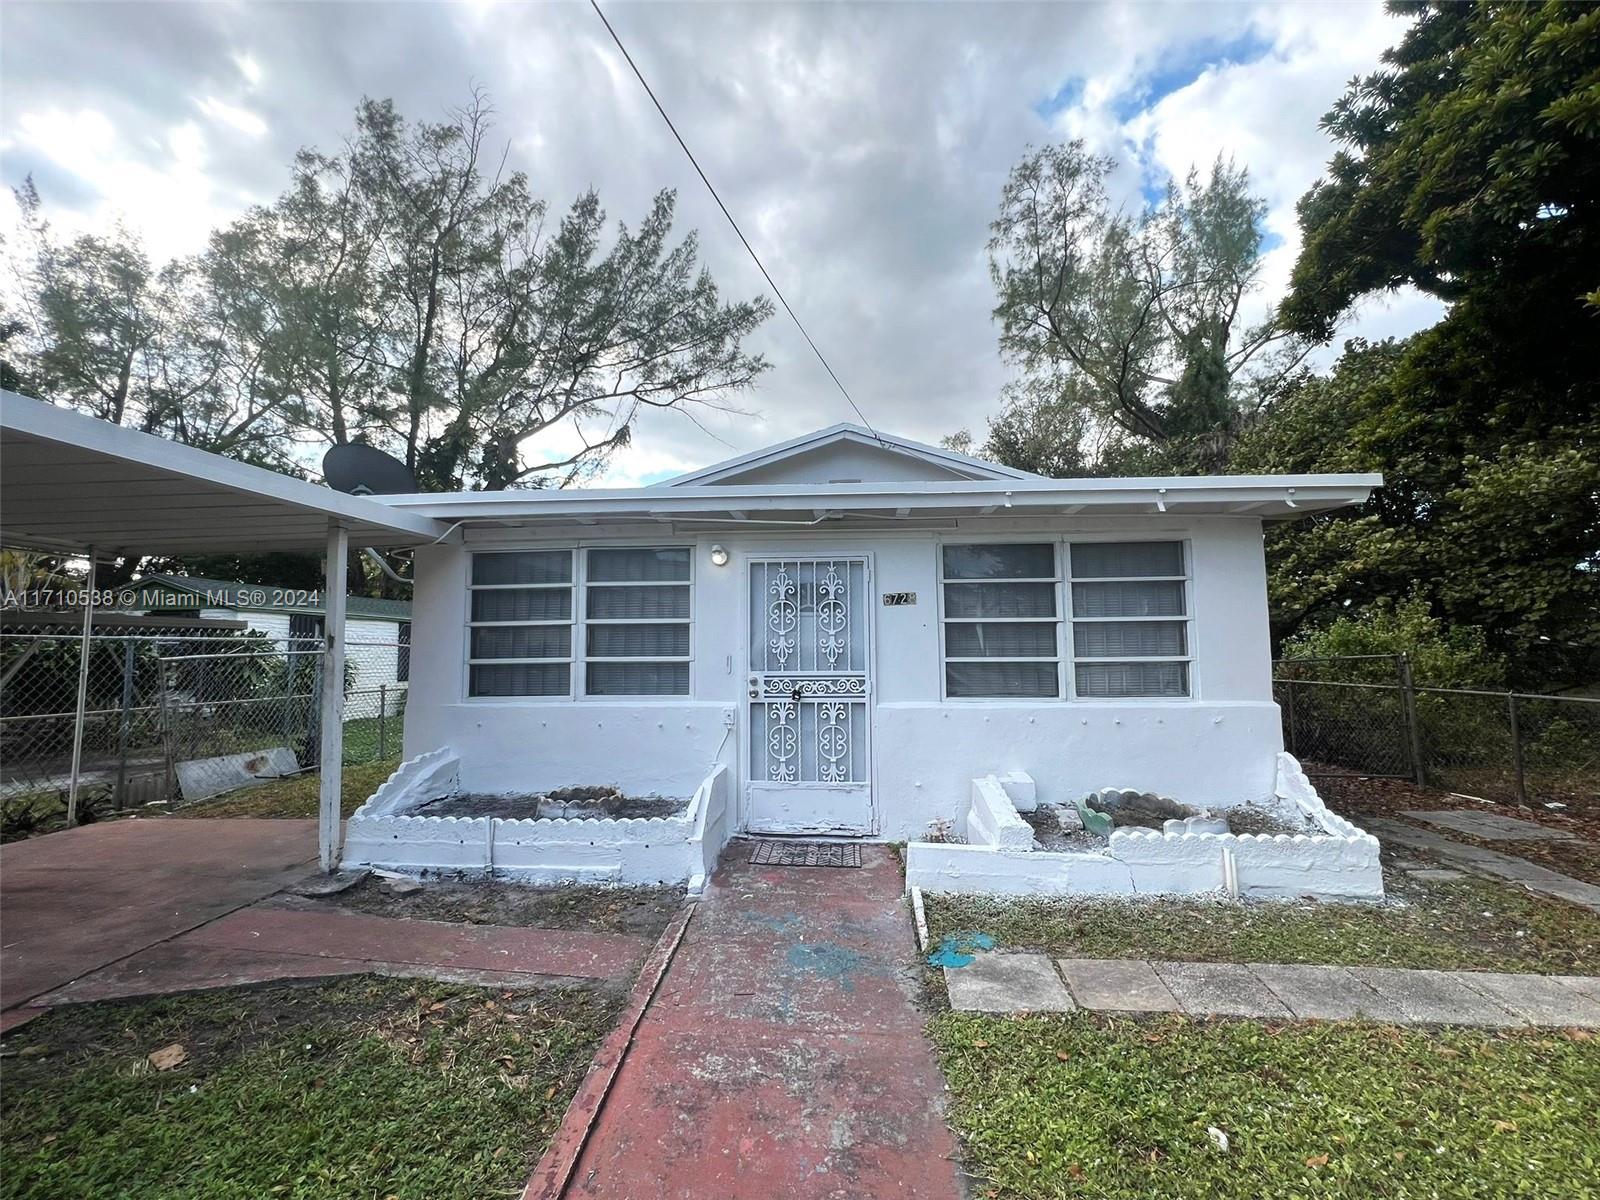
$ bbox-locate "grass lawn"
[0,975,618,1200]
[924,868,1600,975]
[930,1012,1600,1200]
[186,758,398,819]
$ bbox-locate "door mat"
[749,841,863,869]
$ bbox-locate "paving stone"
[1457,972,1600,1028]
[1152,961,1290,1018]
[1248,963,1405,1022]
[1403,810,1575,842]
[1404,868,1465,883]
[1057,958,1180,1013]
[945,953,1075,1013]
[1369,818,1600,914]
[1555,975,1600,1003]
[1348,968,1525,1027]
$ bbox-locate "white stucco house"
[337,423,1386,899]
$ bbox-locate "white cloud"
[5,105,238,261]
[232,52,262,87]
[196,95,267,138]
[0,0,1444,488]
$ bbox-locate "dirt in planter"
[416,788,688,821]
[281,875,687,938]
[1018,806,1106,852]
[1224,805,1320,837]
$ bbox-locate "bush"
[1279,593,1504,688]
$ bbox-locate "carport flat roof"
[0,391,449,555]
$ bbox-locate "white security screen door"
[746,557,873,835]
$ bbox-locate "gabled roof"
[131,575,411,622]
[662,423,1045,486]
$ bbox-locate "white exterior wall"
[402,515,1281,841]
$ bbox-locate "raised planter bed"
[341,749,732,892]
[904,754,1383,902]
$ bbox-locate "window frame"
[580,546,694,697]
[465,548,577,700]
[1066,537,1193,700]
[463,544,694,702]
[937,540,1066,701]
[936,536,1196,702]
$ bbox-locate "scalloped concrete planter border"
[904,753,1383,902]
[341,753,733,892]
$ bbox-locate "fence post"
[111,639,136,810]
[1284,678,1298,756]
[1507,693,1528,805]
[156,653,177,803]
[1397,654,1426,787]
[65,551,97,828]
[378,684,387,760]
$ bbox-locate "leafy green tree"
[1262,0,1600,687]
[1279,591,1505,688]
[976,143,1304,474]
[9,92,773,493]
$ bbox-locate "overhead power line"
[589,0,883,444]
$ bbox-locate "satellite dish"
[322,444,416,496]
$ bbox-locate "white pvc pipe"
[65,550,97,827]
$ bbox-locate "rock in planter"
[1162,815,1230,836]
[1087,787,1196,830]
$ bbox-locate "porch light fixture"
[710,544,729,566]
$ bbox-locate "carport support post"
[65,549,97,828]
[318,524,349,872]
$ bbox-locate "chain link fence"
[1274,654,1599,807]
[2,625,407,839]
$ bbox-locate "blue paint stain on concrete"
[787,943,869,993]
[927,932,996,969]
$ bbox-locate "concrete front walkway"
[1,819,652,1023]
[1366,817,1600,913]
[565,843,963,1200]
[946,952,1600,1028]
[28,905,651,1007]
[0,818,318,1013]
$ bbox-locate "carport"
[0,389,451,869]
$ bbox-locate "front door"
[745,556,873,835]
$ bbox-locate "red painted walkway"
[2,819,650,1013]
[1,819,317,1011]
[565,844,963,1200]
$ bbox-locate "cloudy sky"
[0,0,1441,486]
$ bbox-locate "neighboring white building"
[365,424,1378,846]
[130,574,411,698]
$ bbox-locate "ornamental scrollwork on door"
[818,701,850,782]
[766,566,798,669]
[765,698,798,781]
[762,676,867,699]
[816,564,849,667]
[753,559,867,785]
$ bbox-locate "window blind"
[941,544,1061,697]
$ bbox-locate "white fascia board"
[1,391,448,543]
[377,473,1381,519]
[660,422,1043,486]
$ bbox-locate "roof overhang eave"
[1,392,452,555]
[376,476,1380,525]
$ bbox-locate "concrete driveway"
[0,818,318,1015]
